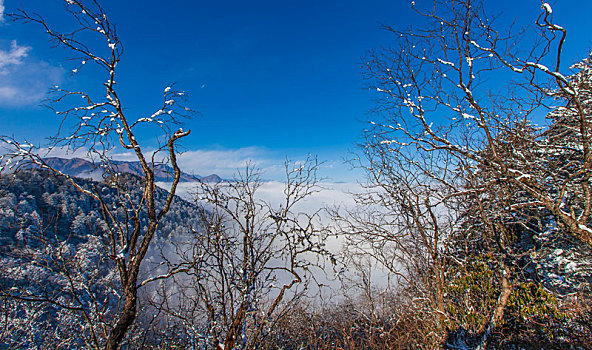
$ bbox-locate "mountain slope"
[0,169,203,348]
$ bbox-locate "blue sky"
[1,0,592,181]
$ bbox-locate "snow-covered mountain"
[42,157,221,182]
[0,169,203,348]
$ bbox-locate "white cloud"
[0,86,18,100]
[0,40,64,107]
[175,147,285,179]
[0,41,30,72]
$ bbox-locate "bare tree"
[0,1,193,348]
[332,137,463,347]
[364,0,592,246]
[143,158,332,349]
[346,0,592,347]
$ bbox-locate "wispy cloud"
[0,40,64,107]
[110,147,322,180]
[177,147,282,178]
[38,146,96,160]
[0,86,18,100]
[174,147,352,181]
[0,41,30,72]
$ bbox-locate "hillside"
[0,169,203,348]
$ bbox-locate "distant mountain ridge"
[43,157,221,182]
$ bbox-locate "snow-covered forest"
[1,0,592,349]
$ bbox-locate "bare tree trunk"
[105,285,137,350]
[1,2,193,348]
[224,302,247,350]
[476,270,512,350]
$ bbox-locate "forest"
[1,0,591,349]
